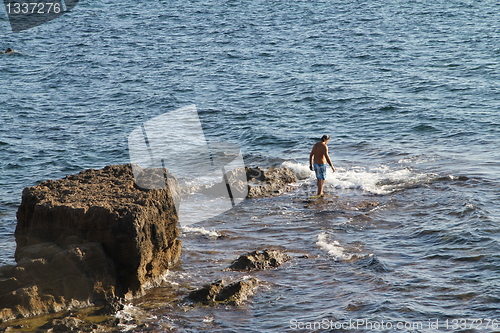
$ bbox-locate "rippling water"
[1,0,499,331]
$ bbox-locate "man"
[309,134,336,196]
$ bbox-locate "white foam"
[115,304,157,332]
[282,161,314,180]
[316,232,353,261]
[181,225,221,238]
[283,161,433,195]
[203,316,215,323]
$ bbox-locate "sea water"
[1,0,499,331]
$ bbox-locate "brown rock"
[246,167,297,197]
[0,164,181,322]
[201,166,297,198]
[226,249,291,271]
[40,316,84,332]
[200,168,248,198]
[15,164,181,298]
[187,278,259,306]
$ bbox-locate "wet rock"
[92,297,125,316]
[200,166,297,198]
[246,167,297,198]
[199,167,248,198]
[40,316,83,332]
[354,200,380,212]
[226,249,291,271]
[187,278,259,306]
[0,164,181,322]
[0,241,116,321]
[187,280,224,304]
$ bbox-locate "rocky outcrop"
[226,249,291,271]
[245,167,297,198]
[187,278,259,306]
[201,167,297,198]
[0,164,181,322]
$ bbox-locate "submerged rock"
[0,164,181,322]
[187,278,259,306]
[226,249,291,271]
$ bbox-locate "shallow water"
[1,0,500,331]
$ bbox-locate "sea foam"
[181,226,221,238]
[316,232,354,261]
[283,162,433,195]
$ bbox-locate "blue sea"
[1,0,499,331]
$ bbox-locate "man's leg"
[317,179,326,196]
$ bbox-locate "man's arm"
[325,146,336,172]
[309,147,315,171]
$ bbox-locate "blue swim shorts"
[313,164,328,180]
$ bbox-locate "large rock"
[0,164,181,322]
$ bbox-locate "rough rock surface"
[197,166,297,198]
[226,249,291,271]
[0,242,115,322]
[0,164,181,322]
[40,316,84,332]
[200,168,248,198]
[187,278,259,306]
[245,167,297,197]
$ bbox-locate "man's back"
[311,142,328,164]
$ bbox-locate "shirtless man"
[309,134,336,196]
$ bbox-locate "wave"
[283,161,436,195]
[115,303,156,332]
[316,232,355,261]
[181,226,221,238]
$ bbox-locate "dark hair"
[321,134,330,142]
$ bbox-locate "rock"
[0,241,116,321]
[92,297,125,316]
[245,167,297,198]
[40,316,83,332]
[187,278,259,306]
[0,164,181,322]
[187,280,224,305]
[15,164,181,297]
[226,249,291,271]
[200,168,248,198]
[200,166,297,198]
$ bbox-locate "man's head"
[321,134,330,142]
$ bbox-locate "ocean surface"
[1,0,499,331]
